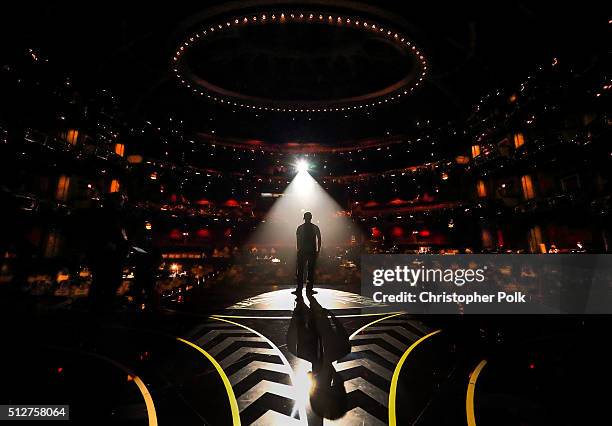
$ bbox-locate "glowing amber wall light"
[521,175,535,200]
[63,129,79,145]
[56,175,70,201]
[115,143,125,157]
[471,145,481,158]
[528,225,544,253]
[514,133,525,148]
[109,179,121,193]
[476,180,487,198]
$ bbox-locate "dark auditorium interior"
[0,2,610,425]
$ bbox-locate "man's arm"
[316,226,321,253]
[296,227,301,251]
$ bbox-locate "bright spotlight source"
[296,159,309,173]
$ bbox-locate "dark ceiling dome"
[172,6,427,112]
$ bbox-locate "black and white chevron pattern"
[187,319,308,425]
[328,316,433,425]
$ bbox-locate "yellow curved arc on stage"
[209,315,308,424]
[348,312,405,340]
[129,374,159,426]
[388,329,442,426]
[48,345,159,426]
[466,359,488,426]
[176,337,241,426]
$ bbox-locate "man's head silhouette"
[303,211,312,222]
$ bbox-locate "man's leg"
[294,252,305,293]
[306,253,317,292]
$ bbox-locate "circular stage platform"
[222,288,397,317]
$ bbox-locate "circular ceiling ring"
[171,8,428,113]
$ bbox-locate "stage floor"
[1,286,605,425]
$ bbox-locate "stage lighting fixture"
[296,159,309,173]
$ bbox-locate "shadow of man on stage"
[286,292,351,421]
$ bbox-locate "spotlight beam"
[296,160,309,174]
[248,169,361,251]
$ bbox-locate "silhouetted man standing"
[294,211,321,294]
